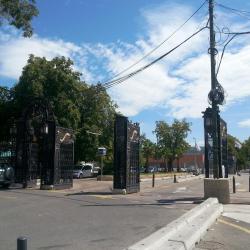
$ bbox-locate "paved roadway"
[0,175,204,250]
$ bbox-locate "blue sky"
[1,0,250,146]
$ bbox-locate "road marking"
[218,218,250,234]
[237,189,247,192]
[0,195,17,199]
[90,195,115,199]
[172,187,187,193]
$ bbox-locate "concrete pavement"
[0,176,204,250]
[1,174,248,250]
[196,173,250,250]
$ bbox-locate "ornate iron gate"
[203,107,228,178]
[15,98,74,189]
[113,115,140,193]
[53,126,74,189]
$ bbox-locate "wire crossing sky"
[1,0,250,145]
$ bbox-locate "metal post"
[17,237,27,250]
[100,156,103,181]
[174,174,177,183]
[209,0,220,179]
[233,176,236,193]
[249,175,250,192]
[152,172,155,188]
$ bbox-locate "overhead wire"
[104,25,209,89]
[216,30,250,76]
[216,3,250,15]
[102,0,208,84]
[216,2,250,21]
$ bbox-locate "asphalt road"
[0,176,204,250]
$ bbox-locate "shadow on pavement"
[157,196,204,204]
[66,191,113,196]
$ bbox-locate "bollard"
[17,237,27,250]
[174,174,177,183]
[249,175,250,192]
[233,176,236,193]
[152,172,155,188]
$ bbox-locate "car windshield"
[73,165,83,170]
[0,163,8,168]
[82,165,92,170]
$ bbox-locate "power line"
[104,25,208,89]
[216,3,250,15]
[103,0,208,84]
[216,30,250,76]
[216,2,250,21]
[216,34,237,76]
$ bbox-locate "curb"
[125,198,223,250]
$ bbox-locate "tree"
[238,137,250,169]
[75,84,117,163]
[0,0,38,37]
[154,119,191,172]
[13,55,83,130]
[0,86,13,140]
[227,135,246,171]
[140,135,156,172]
[3,55,117,163]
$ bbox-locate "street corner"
[196,215,250,250]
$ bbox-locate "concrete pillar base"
[40,185,54,190]
[204,178,230,204]
[112,189,127,195]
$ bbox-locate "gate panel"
[113,115,127,190]
[203,107,228,178]
[53,127,74,189]
[127,123,140,193]
[14,98,74,189]
[113,115,140,193]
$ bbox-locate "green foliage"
[0,55,117,163]
[140,134,156,172]
[0,86,13,140]
[0,0,38,37]
[154,119,191,171]
[75,84,117,162]
[13,55,83,130]
[238,137,250,169]
[227,135,238,157]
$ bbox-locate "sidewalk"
[196,173,250,250]
[57,173,202,195]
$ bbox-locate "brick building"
[148,147,204,172]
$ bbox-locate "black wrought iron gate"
[203,107,228,178]
[113,114,140,193]
[14,98,74,189]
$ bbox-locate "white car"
[73,163,100,178]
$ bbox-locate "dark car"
[0,163,14,188]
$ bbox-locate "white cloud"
[238,119,250,128]
[0,28,93,82]
[1,3,250,121]
[96,3,250,118]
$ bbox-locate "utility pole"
[208,0,219,179]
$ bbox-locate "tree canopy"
[154,119,191,171]
[140,134,156,172]
[0,55,117,163]
[0,0,38,37]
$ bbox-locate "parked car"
[73,163,100,178]
[192,168,201,176]
[140,167,145,173]
[180,167,187,172]
[0,163,14,188]
[148,166,158,173]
